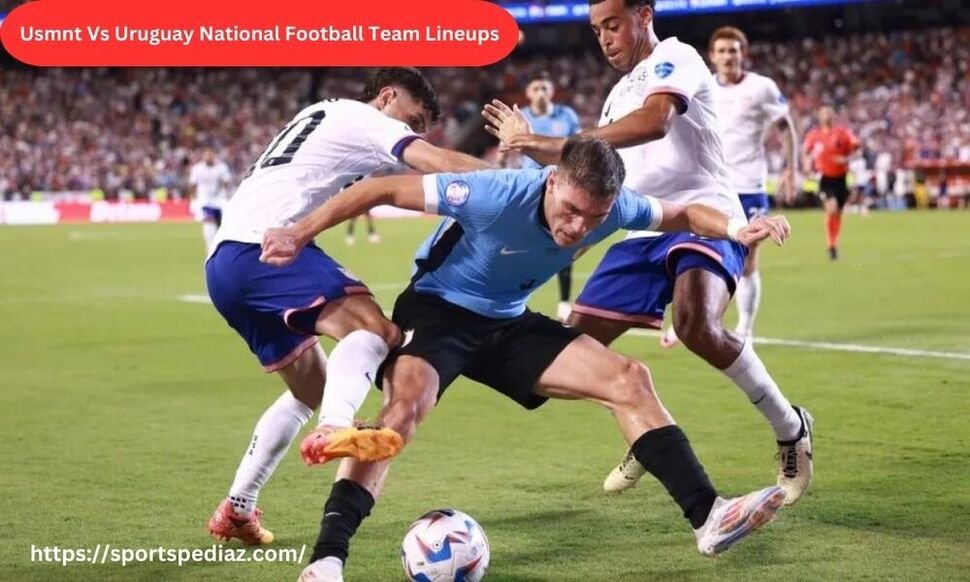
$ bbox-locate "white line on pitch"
[625,328,970,361]
[179,293,970,362]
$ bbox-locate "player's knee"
[378,320,402,349]
[673,309,721,351]
[606,358,656,410]
[358,318,401,349]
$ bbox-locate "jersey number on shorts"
[244,110,327,178]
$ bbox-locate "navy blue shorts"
[205,242,371,371]
[202,206,223,225]
[573,233,747,329]
[739,193,770,220]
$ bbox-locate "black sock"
[310,479,375,563]
[557,267,572,302]
[631,425,718,529]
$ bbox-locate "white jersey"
[712,71,790,193]
[600,37,745,236]
[213,99,418,252]
[189,161,232,208]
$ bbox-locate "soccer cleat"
[344,235,355,246]
[208,499,274,545]
[298,557,344,582]
[299,425,404,466]
[603,450,646,493]
[659,325,680,349]
[367,233,381,244]
[828,246,838,261]
[777,406,814,505]
[556,301,572,322]
[694,486,786,557]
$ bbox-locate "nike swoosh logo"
[500,247,528,255]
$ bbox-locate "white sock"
[722,341,801,442]
[734,271,762,337]
[228,391,313,517]
[319,330,389,428]
[202,221,218,252]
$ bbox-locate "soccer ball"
[401,508,490,582]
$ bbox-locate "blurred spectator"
[1,28,967,200]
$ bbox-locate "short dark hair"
[558,136,626,199]
[529,70,553,84]
[359,67,441,122]
[588,0,655,8]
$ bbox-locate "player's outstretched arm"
[583,94,679,148]
[401,140,492,173]
[656,200,791,247]
[482,100,564,166]
[259,176,425,266]
[483,94,678,165]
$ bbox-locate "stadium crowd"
[1,27,967,205]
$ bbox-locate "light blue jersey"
[519,105,581,169]
[415,168,663,319]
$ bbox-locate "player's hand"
[260,226,307,266]
[737,216,791,247]
[482,99,532,147]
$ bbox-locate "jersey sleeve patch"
[445,180,471,207]
[654,62,675,79]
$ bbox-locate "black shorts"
[819,175,850,209]
[378,287,581,410]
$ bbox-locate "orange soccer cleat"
[299,425,404,466]
[207,498,274,546]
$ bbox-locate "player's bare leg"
[734,243,762,339]
[209,343,326,545]
[824,197,842,260]
[299,294,405,465]
[535,336,786,555]
[566,311,631,345]
[671,268,811,504]
[211,295,405,545]
[344,217,357,246]
[301,356,438,581]
[365,212,380,244]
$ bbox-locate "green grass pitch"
[1,211,968,581]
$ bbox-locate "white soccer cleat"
[556,301,572,322]
[298,557,344,582]
[659,325,680,349]
[344,235,355,246]
[777,406,814,505]
[603,450,646,493]
[367,233,381,244]
[694,486,786,557]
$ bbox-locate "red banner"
[0,0,519,66]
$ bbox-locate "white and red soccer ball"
[401,509,490,582]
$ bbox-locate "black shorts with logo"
[378,286,581,410]
[819,175,850,209]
